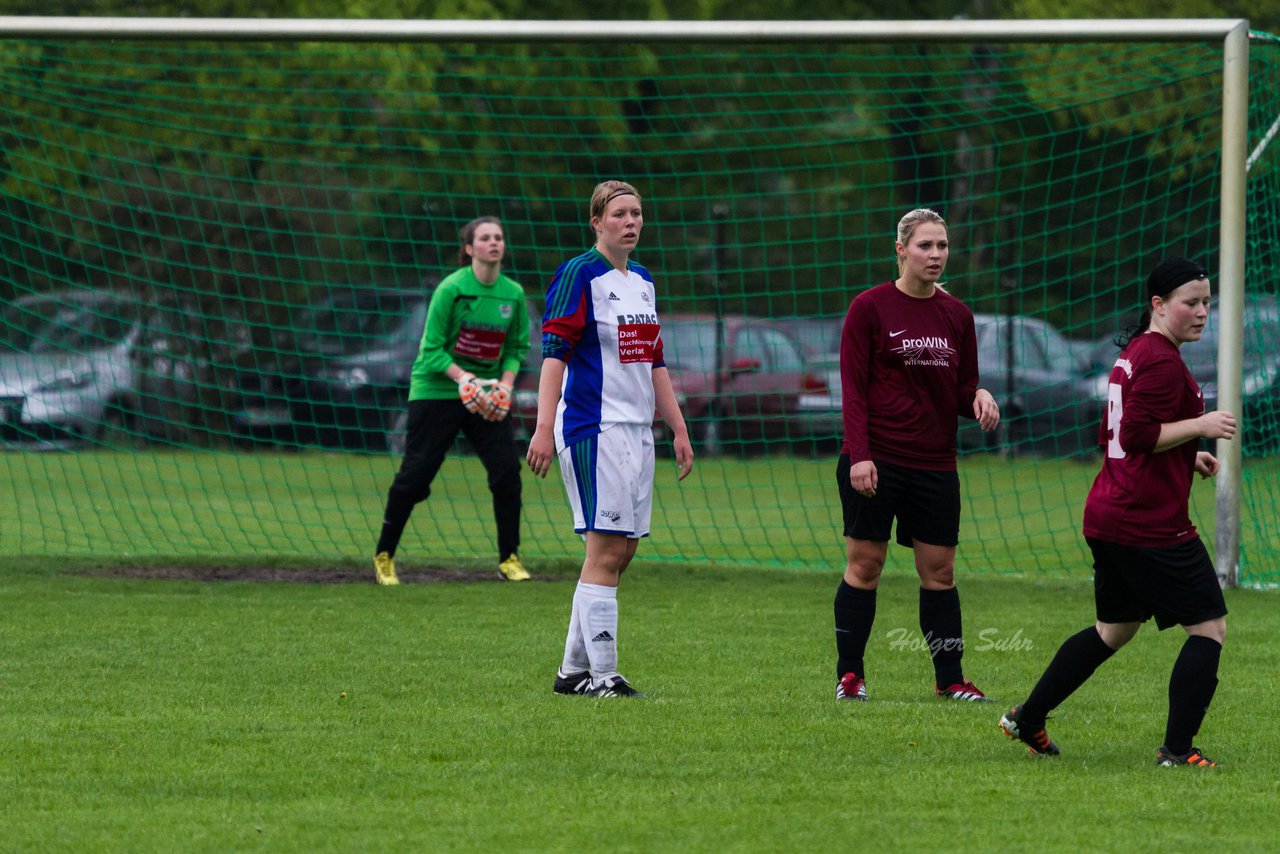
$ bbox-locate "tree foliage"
[1,2,1275,330]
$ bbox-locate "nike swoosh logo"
[889,329,907,337]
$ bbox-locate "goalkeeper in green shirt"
[374,216,531,584]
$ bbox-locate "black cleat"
[999,705,1061,756]
[591,675,645,698]
[1156,745,1217,767]
[553,669,593,696]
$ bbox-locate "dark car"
[959,313,1108,457]
[230,287,431,452]
[128,298,253,446]
[1171,297,1280,456]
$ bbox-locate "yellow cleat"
[374,551,400,586]
[498,554,531,582]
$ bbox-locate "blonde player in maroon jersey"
[1000,256,1236,767]
[833,208,1000,704]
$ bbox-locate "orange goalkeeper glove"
[457,373,495,414]
[480,381,513,422]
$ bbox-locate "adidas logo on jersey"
[608,291,620,300]
[591,631,615,643]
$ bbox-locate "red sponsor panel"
[454,326,506,361]
[618,322,659,364]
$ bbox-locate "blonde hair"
[895,208,947,274]
[590,180,641,223]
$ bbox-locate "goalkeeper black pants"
[378,398,522,559]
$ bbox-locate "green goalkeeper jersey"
[408,266,530,401]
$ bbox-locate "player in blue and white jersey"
[526,180,694,698]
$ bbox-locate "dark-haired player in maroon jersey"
[1000,256,1236,767]
[833,208,1000,703]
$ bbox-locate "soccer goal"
[2,17,1277,586]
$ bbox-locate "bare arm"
[525,358,567,478]
[653,366,693,481]
[972,388,1000,432]
[1153,410,1236,453]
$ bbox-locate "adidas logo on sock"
[608,291,620,300]
[591,630,615,643]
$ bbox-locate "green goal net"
[2,25,1279,584]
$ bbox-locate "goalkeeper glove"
[482,381,513,422]
[457,373,493,414]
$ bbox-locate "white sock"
[559,582,592,674]
[575,582,619,682]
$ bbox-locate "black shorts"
[835,454,960,548]
[1088,536,1228,630]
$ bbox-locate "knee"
[602,547,632,575]
[1095,621,1140,650]
[388,476,430,505]
[919,565,955,590]
[1188,617,1226,645]
[844,558,883,588]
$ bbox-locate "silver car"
[0,291,144,446]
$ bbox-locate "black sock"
[493,491,521,562]
[919,586,964,688]
[375,492,416,557]
[1164,635,1222,755]
[834,581,876,678]
[1020,626,1116,729]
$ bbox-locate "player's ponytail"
[1117,255,1208,348]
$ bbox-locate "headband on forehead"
[603,188,638,208]
[1147,256,1208,298]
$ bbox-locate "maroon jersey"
[839,282,981,471]
[1083,331,1205,547]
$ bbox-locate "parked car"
[1166,296,1280,456]
[771,314,846,440]
[772,314,844,363]
[229,287,432,452]
[512,312,836,455]
[0,293,66,354]
[658,314,839,454]
[0,290,145,446]
[127,297,253,446]
[1083,295,1280,456]
[959,313,1108,457]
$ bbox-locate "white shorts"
[558,423,654,538]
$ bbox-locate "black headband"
[1147,256,1207,298]
[602,188,637,208]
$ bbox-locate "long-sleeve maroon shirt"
[1083,331,1205,547]
[839,282,980,471]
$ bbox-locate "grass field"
[2,556,1277,851]
[2,448,1248,577]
